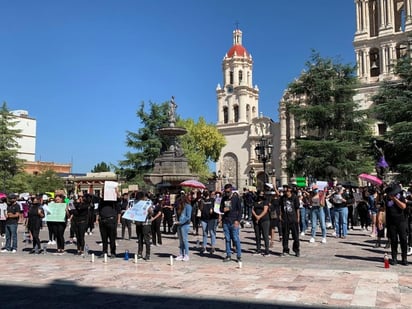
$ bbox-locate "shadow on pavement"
[1,280,327,309]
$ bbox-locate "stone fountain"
[143,97,198,192]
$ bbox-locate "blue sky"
[0,0,356,173]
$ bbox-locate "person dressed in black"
[251,191,270,256]
[120,193,132,240]
[268,190,282,246]
[162,192,174,234]
[280,185,300,257]
[27,195,45,254]
[151,196,163,246]
[97,196,121,258]
[385,184,408,265]
[199,190,218,254]
[135,191,153,261]
[72,195,91,255]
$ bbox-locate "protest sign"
[122,199,153,222]
[46,203,67,222]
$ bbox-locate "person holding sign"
[27,195,45,254]
[51,195,69,254]
[96,196,121,259]
[133,191,153,261]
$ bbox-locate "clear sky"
[0,0,356,173]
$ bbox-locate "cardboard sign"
[46,203,67,222]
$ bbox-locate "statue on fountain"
[168,96,177,127]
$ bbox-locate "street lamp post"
[254,136,273,184]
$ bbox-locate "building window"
[238,70,243,84]
[229,71,234,84]
[377,123,387,136]
[223,107,228,124]
[234,105,239,122]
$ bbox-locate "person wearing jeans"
[1,194,21,253]
[331,186,348,238]
[309,188,327,244]
[199,190,218,254]
[175,193,192,262]
[220,183,242,262]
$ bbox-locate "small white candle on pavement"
[170,255,174,266]
[134,253,138,264]
[91,253,95,263]
[104,253,107,263]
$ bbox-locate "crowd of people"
[0,180,411,266]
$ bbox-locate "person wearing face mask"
[220,183,242,263]
[384,183,408,266]
[27,195,45,254]
[279,185,300,257]
[251,191,270,255]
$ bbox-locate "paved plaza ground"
[0,223,412,308]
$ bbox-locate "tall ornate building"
[278,0,412,186]
[215,29,280,190]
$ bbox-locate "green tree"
[91,161,111,172]
[285,52,374,181]
[177,117,226,181]
[121,101,169,182]
[29,169,65,194]
[372,57,412,182]
[0,102,23,192]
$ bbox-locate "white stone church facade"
[216,0,412,190]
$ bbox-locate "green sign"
[46,203,67,222]
[296,177,307,188]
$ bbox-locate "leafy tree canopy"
[285,52,374,181]
[372,57,412,182]
[91,161,111,173]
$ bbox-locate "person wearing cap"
[1,194,21,253]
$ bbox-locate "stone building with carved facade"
[215,29,280,190]
[277,0,412,185]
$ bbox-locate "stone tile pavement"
[0,223,411,308]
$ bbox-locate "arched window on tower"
[234,105,239,122]
[223,106,228,124]
[229,71,234,85]
[369,0,379,37]
[246,104,250,122]
[370,48,380,77]
[238,70,243,85]
[247,71,250,85]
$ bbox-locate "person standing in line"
[251,191,270,256]
[220,183,242,263]
[135,191,153,261]
[27,195,45,254]
[279,185,300,257]
[120,193,132,240]
[151,196,163,246]
[96,195,121,258]
[175,193,192,262]
[1,194,21,253]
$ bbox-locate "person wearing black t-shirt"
[280,185,300,257]
[385,185,408,266]
[252,191,270,256]
[97,197,121,258]
[199,190,218,254]
[72,195,91,255]
[1,194,22,253]
[27,195,45,254]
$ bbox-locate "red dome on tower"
[227,45,249,58]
